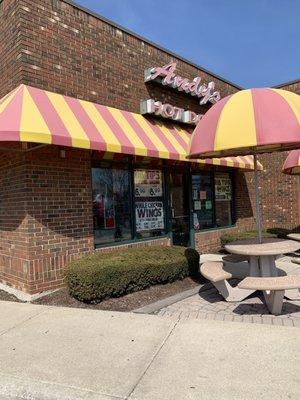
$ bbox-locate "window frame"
[133,165,168,240]
[91,158,170,249]
[91,161,134,247]
[191,169,236,232]
[91,159,236,249]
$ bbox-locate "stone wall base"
[0,282,61,302]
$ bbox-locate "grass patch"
[220,230,278,246]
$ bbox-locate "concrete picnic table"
[287,233,300,242]
[225,238,300,300]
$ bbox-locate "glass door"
[169,171,190,246]
[192,173,214,230]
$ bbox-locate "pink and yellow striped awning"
[283,150,300,175]
[0,84,259,170]
[189,88,300,159]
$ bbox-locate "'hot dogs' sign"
[140,99,202,126]
[145,62,221,105]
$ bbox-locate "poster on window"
[135,201,164,232]
[215,174,232,201]
[134,170,163,198]
[192,185,198,200]
[193,213,200,230]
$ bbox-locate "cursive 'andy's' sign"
[144,62,221,105]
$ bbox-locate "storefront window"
[92,168,132,245]
[92,164,234,248]
[134,169,166,239]
[192,173,214,230]
[170,171,190,246]
[215,172,233,227]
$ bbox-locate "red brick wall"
[0,0,24,98]
[258,152,300,231]
[276,81,300,95]
[0,145,93,293]
[24,146,94,293]
[0,148,29,292]
[0,0,239,111]
[267,81,300,233]
[195,227,241,254]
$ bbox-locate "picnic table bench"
[238,276,300,315]
[291,258,300,265]
[201,261,300,314]
[200,262,254,302]
[287,233,300,242]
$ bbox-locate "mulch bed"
[0,289,22,303]
[0,276,204,312]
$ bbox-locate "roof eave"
[273,78,300,88]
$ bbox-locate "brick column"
[0,149,30,291]
[0,145,95,294]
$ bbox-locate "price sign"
[134,170,163,197]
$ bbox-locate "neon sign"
[144,62,221,105]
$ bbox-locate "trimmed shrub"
[66,246,200,303]
[266,228,291,239]
[220,230,277,246]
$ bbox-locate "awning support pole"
[254,154,263,243]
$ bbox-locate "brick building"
[0,0,299,297]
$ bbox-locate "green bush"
[66,246,199,303]
[220,230,277,246]
[266,228,291,239]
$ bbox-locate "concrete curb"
[0,373,118,400]
[133,283,212,314]
[0,282,61,302]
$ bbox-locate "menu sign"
[215,174,232,201]
[134,170,163,198]
[135,201,164,232]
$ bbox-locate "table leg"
[249,256,260,276]
[259,256,277,277]
[259,256,277,302]
[259,256,300,300]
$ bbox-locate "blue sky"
[74,0,300,88]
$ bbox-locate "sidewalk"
[0,301,299,400]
